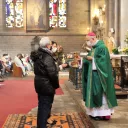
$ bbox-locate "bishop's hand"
[86,56,93,61]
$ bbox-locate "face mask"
[87,41,92,47]
[52,47,57,53]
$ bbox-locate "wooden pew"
[12,63,23,77]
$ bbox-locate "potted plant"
[112,48,119,54]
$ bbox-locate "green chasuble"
[82,40,118,108]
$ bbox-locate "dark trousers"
[37,94,54,128]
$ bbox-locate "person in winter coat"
[30,37,59,128]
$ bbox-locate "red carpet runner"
[0,79,64,127]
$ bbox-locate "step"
[116,90,128,99]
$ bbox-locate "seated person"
[14,54,26,76]
[1,54,12,75]
[21,54,32,72]
[0,60,4,82]
[5,55,13,71]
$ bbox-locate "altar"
[110,54,128,90]
[110,54,128,59]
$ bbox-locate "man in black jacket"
[31,37,59,128]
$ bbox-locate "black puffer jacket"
[31,48,59,96]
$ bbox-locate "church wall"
[0,0,89,57]
[0,36,85,58]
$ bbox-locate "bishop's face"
[87,36,97,46]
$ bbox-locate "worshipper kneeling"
[82,32,118,121]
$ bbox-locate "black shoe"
[94,117,102,121]
[89,116,102,121]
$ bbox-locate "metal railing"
[69,67,82,90]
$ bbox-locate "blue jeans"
[37,94,54,128]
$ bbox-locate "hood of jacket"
[30,48,52,62]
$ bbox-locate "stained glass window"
[49,0,67,28]
[6,0,24,28]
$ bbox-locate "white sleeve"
[79,57,83,69]
[14,57,23,67]
[92,58,97,70]
[59,65,63,71]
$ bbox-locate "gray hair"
[39,37,51,48]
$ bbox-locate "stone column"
[114,0,120,47]
[88,0,91,30]
[108,0,115,30]
[105,0,109,35]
